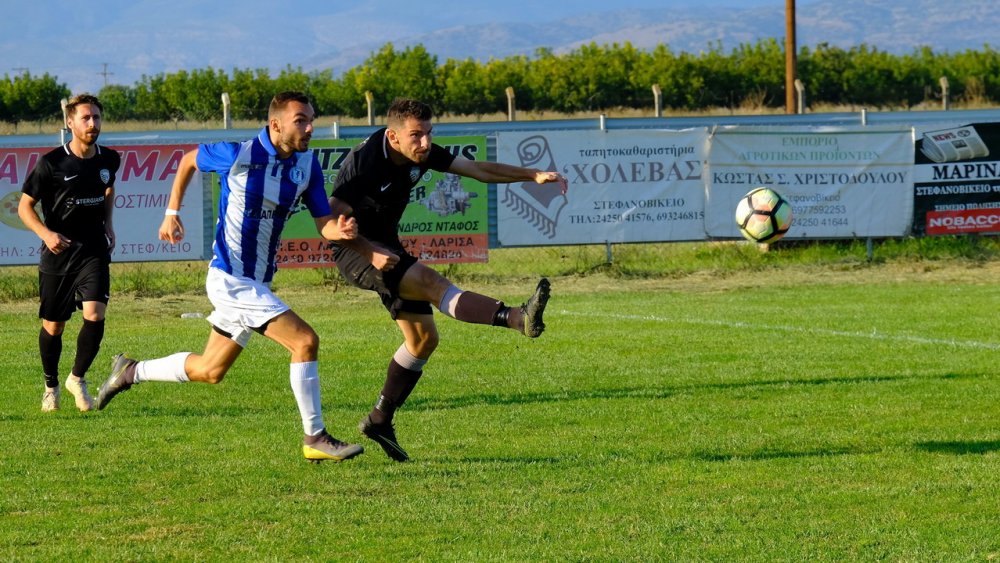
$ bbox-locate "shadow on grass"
[691,447,873,463]
[407,372,962,412]
[914,440,1000,455]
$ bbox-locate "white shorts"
[205,267,290,348]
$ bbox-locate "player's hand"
[370,249,400,271]
[105,227,116,250]
[44,231,72,254]
[336,215,357,240]
[159,214,185,244]
[536,170,568,195]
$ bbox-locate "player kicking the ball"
[96,92,363,462]
[329,98,567,462]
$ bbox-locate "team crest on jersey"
[100,169,110,184]
[409,166,421,183]
[290,167,305,184]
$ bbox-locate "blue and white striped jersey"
[197,127,331,283]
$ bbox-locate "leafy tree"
[0,72,70,126]
[98,84,138,121]
[226,68,273,120]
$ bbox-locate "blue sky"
[4,0,794,92]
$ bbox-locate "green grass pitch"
[2,246,1000,560]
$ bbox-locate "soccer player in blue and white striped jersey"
[96,92,364,462]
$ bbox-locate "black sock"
[72,319,105,378]
[39,329,61,388]
[370,359,423,424]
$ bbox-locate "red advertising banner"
[925,207,1000,235]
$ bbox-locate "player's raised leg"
[401,261,552,337]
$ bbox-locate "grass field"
[2,240,1000,560]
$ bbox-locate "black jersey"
[22,144,121,274]
[332,128,456,248]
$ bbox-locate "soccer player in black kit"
[330,97,568,461]
[18,94,120,412]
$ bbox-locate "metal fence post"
[59,98,69,144]
[794,79,805,114]
[940,76,950,111]
[506,87,516,122]
[220,92,232,130]
[652,84,662,118]
[365,91,375,126]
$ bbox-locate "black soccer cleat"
[521,277,551,338]
[359,415,409,462]
[96,354,137,410]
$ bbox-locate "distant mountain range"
[306,0,997,73]
[4,0,996,93]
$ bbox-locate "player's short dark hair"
[387,98,433,128]
[65,94,103,117]
[269,91,312,119]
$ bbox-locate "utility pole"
[98,63,114,87]
[785,0,797,114]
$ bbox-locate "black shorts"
[332,244,432,319]
[38,257,110,322]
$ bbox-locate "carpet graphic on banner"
[501,135,567,238]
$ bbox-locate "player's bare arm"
[328,195,400,271]
[316,214,358,242]
[159,149,199,244]
[448,157,568,195]
[17,193,71,254]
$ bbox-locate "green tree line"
[3,40,999,124]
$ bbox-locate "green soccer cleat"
[521,277,551,338]
[96,354,137,410]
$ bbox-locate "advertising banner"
[706,125,914,239]
[913,122,1000,236]
[274,135,490,268]
[0,143,201,266]
[495,129,709,245]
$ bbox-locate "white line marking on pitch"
[559,310,1000,351]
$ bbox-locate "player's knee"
[409,331,439,357]
[202,366,228,384]
[292,329,320,358]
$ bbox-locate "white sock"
[134,353,191,383]
[290,361,324,436]
[438,284,463,319]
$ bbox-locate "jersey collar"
[258,126,278,156]
[62,143,101,156]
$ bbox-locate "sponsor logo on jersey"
[409,167,421,183]
[100,169,110,184]
[64,174,78,181]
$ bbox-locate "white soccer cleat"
[41,386,60,412]
[65,377,94,412]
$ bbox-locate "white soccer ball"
[734,187,793,243]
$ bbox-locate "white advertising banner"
[706,125,914,238]
[0,143,202,266]
[495,129,709,245]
